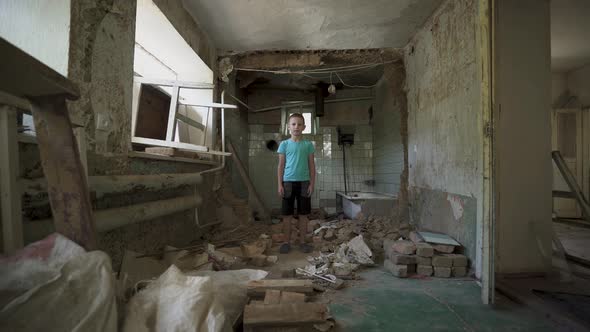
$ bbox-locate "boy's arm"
[307,153,316,196]
[278,153,286,197]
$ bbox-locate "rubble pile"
[383,231,469,278]
[271,213,404,255]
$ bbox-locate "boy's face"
[288,117,306,137]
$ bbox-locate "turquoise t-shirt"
[277,139,315,182]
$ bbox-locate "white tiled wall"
[248,124,375,215]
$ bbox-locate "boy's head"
[288,113,306,137]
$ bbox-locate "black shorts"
[281,181,311,216]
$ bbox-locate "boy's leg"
[297,181,313,253]
[298,214,308,244]
[280,182,295,254]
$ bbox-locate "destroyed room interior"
[1,0,590,331]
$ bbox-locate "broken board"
[243,303,328,327]
[247,279,314,298]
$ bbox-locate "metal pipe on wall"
[25,193,202,242]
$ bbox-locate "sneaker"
[279,243,291,254]
[300,243,313,253]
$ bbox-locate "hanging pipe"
[196,90,230,228]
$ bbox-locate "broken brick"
[384,260,408,278]
[447,254,468,267]
[434,266,452,278]
[407,264,417,274]
[452,267,467,277]
[416,256,432,266]
[432,244,455,254]
[432,255,453,268]
[417,265,433,276]
[416,243,434,257]
[392,240,416,255]
[389,253,417,265]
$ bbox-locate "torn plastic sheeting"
[124,266,267,332]
[0,233,117,332]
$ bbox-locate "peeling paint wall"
[405,0,481,274]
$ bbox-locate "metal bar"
[552,151,590,221]
[227,92,251,110]
[251,96,374,113]
[178,101,237,109]
[165,85,180,142]
[202,107,210,146]
[176,112,205,131]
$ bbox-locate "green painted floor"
[327,268,558,332]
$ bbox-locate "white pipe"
[196,90,229,228]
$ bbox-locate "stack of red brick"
[383,232,468,278]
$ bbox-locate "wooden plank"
[0,37,79,99]
[0,107,24,253]
[243,303,328,327]
[280,291,306,303]
[227,140,270,221]
[128,151,218,165]
[132,137,231,156]
[145,146,175,156]
[247,279,314,298]
[31,96,97,250]
[264,290,281,305]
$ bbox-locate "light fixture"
[328,83,336,95]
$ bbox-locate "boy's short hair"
[288,113,305,124]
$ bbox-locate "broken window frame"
[131,76,235,156]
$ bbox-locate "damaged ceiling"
[182,0,443,52]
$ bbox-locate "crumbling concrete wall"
[19,0,221,269]
[405,0,481,274]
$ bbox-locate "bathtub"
[336,191,398,219]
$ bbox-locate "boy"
[277,113,316,254]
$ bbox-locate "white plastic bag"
[0,233,117,332]
[124,266,267,332]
